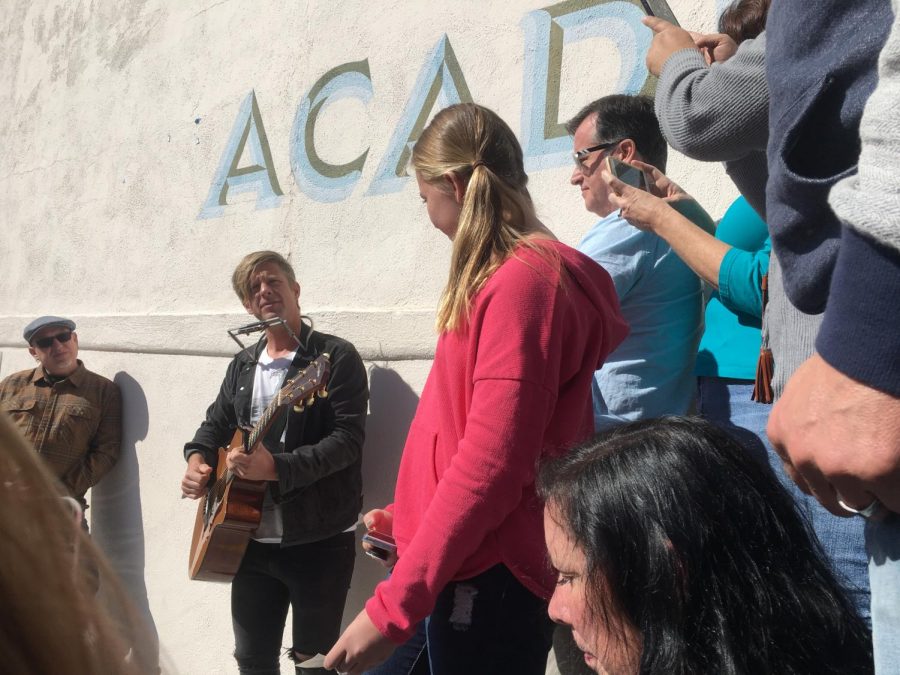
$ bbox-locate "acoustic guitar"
[188,353,331,581]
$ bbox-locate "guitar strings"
[200,358,328,528]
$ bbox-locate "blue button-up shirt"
[578,205,707,430]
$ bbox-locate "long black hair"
[538,416,872,675]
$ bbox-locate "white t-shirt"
[249,348,296,543]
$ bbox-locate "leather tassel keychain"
[752,274,774,404]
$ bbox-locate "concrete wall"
[1,1,736,672]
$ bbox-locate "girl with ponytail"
[327,103,628,675]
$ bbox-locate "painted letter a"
[199,90,283,219]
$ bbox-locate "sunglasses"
[572,140,621,168]
[33,331,73,349]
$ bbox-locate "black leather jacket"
[184,323,368,545]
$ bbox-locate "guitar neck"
[238,353,328,455]
[246,395,288,454]
[212,354,328,495]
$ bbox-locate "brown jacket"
[0,361,122,503]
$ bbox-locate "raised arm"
[603,161,732,289]
[653,32,768,161]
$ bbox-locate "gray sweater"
[655,34,768,217]
[829,1,900,255]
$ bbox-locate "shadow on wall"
[90,371,160,663]
[344,364,421,625]
[361,364,421,510]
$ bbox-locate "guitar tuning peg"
[318,389,328,399]
[293,404,305,413]
[306,395,315,406]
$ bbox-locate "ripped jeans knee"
[233,652,280,675]
[287,648,328,674]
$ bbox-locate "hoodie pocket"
[404,422,440,487]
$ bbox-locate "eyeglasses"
[572,140,621,169]
[33,332,73,349]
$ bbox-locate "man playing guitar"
[180,250,368,675]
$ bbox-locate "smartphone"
[606,156,648,191]
[639,0,681,26]
[362,530,397,561]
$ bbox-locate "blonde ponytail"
[413,103,551,332]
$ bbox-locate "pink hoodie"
[366,240,628,642]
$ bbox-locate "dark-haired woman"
[540,416,873,675]
[324,103,628,674]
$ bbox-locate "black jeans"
[232,532,356,674]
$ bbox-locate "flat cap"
[23,316,76,344]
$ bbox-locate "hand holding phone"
[640,0,680,27]
[606,156,648,191]
[642,13,697,76]
[362,530,397,565]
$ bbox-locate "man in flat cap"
[0,316,122,522]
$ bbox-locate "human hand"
[363,508,394,534]
[324,609,396,674]
[602,160,686,232]
[767,353,900,517]
[690,31,738,64]
[362,509,398,567]
[226,443,277,481]
[602,166,669,232]
[630,160,686,201]
[181,453,213,498]
[644,16,699,75]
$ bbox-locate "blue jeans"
[366,563,554,675]
[697,377,871,625]
[868,514,900,673]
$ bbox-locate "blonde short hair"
[231,251,298,305]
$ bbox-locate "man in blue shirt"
[567,94,711,431]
